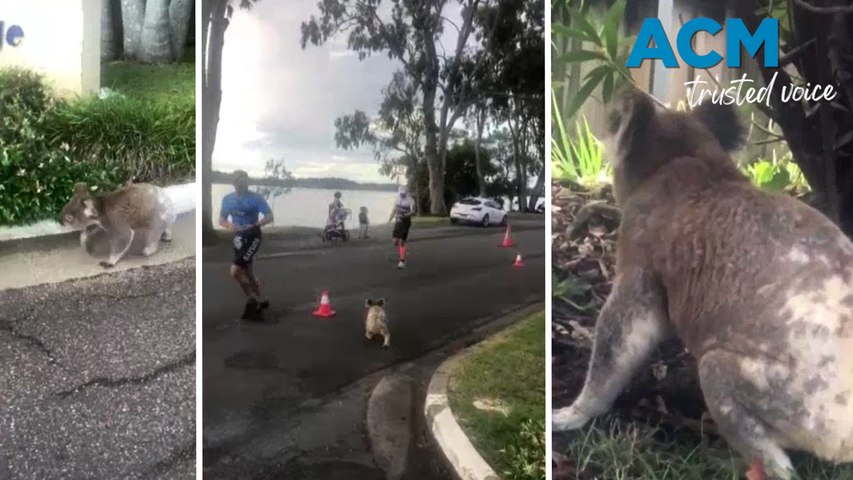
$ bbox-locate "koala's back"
[623,159,853,459]
[101,183,168,228]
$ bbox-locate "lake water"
[211,184,399,228]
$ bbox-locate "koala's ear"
[693,102,746,152]
[608,84,656,136]
[365,298,374,307]
[375,298,385,307]
[74,182,89,195]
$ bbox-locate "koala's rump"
[365,308,388,336]
[625,176,853,458]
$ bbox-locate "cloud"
[212,1,470,184]
[213,1,403,183]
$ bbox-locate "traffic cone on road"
[513,253,524,268]
[312,291,337,317]
[500,224,515,248]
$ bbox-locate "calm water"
[211,184,399,228]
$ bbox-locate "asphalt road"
[202,218,546,479]
[0,259,196,480]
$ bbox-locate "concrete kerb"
[425,353,501,480]
[422,302,545,480]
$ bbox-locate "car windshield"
[458,198,481,206]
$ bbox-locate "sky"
[213,0,463,184]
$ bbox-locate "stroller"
[322,208,351,243]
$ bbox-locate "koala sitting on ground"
[553,87,853,480]
[60,181,176,268]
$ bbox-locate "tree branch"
[792,0,853,14]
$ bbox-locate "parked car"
[449,197,508,227]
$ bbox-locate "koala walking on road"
[61,181,176,268]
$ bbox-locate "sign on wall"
[0,0,100,97]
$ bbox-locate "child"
[358,206,369,239]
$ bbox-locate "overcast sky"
[213,0,462,183]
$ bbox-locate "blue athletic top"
[220,192,272,228]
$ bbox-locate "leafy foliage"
[552,0,633,118]
[501,418,546,480]
[744,152,810,194]
[0,64,195,226]
[0,69,122,225]
[552,106,610,188]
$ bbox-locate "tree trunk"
[420,13,446,216]
[507,110,526,212]
[169,0,194,61]
[528,161,545,212]
[202,0,230,240]
[121,0,145,59]
[474,107,487,197]
[735,0,853,238]
[101,0,117,61]
[139,0,173,63]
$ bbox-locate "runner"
[219,170,274,320]
[388,185,416,269]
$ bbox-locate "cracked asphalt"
[0,258,196,479]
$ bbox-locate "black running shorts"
[392,216,412,241]
[233,226,262,267]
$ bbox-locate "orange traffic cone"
[513,253,524,268]
[312,291,337,317]
[500,224,515,248]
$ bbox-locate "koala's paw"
[553,404,593,432]
[99,261,115,269]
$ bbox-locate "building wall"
[0,0,101,97]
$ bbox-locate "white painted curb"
[425,353,501,480]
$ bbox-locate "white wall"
[0,0,100,97]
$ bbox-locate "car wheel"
[481,214,490,227]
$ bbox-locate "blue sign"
[0,21,25,51]
[626,18,779,69]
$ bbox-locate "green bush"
[0,69,121,225]
[502,418,546,480]
[0,65,194,226]
[46,95,194,183]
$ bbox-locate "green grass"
[102,48,195,104]
[449,312,546,480]
[558,418,853,480]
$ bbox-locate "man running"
[219,170,274,320]
[388,185,416,269]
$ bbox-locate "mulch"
[550,180,716,479]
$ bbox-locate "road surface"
[202,217,545,479]
[0,258,196,479]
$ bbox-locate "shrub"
[46,95,194,184]
[501,418,546,480]
[0,69,122,225]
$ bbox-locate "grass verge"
[449,312,546,480]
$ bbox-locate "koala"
[364,298,390,348]
[553,87,853,480]
[60,181,176,268]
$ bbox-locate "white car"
[450,197,508,227]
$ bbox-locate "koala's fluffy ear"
[74,182,89,195]
[365,298,374,307]
[693,102,746,152]
[606,86,657,158]
[375,298,385,307]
